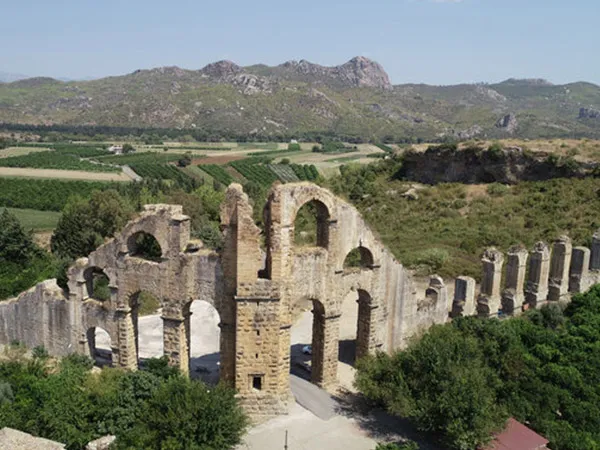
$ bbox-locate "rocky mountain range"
[1,57,599,140]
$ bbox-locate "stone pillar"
[356,295,377,361]
[162,314,190,376]
[569,246,591,294]
[477,248,504,317]
[525,242,551,309]
[501,246,528,315]
[590,230,600,271]
[116,309,137,370]
[219,323,236,387]
[311,309,339,389]
[451,276,476,318]
[548,236,572,302]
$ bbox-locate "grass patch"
[0,207,61,231]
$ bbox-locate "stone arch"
[86,326,113,367]
[292,199,331,248]
[343,246,375,272]
[184,299,222,386]
[129,290,163,367]
[127,231,163,262]
[340,288,376,366]
[83,267,111,301]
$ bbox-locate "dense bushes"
[0,354,247,449]
[356,287,600,450]
[0,209,57,299]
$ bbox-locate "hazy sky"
[1,0,597,85]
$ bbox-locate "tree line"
[356,288,600,450]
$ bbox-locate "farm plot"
[198,157,319,187]
[0,178,113,211]
[198,165,235,186]
[0,144,118,172]
[0,146,51,158]
[229,158,278,186]
[94,153,194,186]
[267,164,299,182]
[0,167,132,181]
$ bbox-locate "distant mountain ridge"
[1,57,599,140]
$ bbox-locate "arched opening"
[293,200,330,248]
[84,267,110,301]
[127,232,163,262]
[289,297,326,386]
[129,291,163,368]
[343,246,374,272]
[87,327,112,367]
[339,289,373,387]
[186,300,221,386]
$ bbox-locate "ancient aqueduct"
[1,182,599,419]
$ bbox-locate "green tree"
[122,143,135,154]
[118,376,247,449]
[51,190,134,260]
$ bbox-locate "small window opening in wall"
[252,375,263,391]
[255,353,259,359]
[256,330,260,336]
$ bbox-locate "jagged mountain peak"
[271,56,392,90]
[200,60,242,78]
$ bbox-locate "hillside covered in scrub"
[1,57,600,141]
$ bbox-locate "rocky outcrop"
[199,61,271,95]
[579,107,600,119]
[399,145,594,185]
[496,113,518,133]
[199,60,242,78]
[275,56,392,90]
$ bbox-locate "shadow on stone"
[338,339,356,365]
[332,390,441,450]
[290,343,312,381]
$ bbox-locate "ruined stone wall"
[11,182,599,422]
[451,235,600,319]
[0,280,72,356]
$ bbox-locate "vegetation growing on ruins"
[0,353,247,449]
[325,157,600,280]
[356,286,600,450]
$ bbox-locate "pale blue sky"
[1,0,597,85]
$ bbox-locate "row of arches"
[87,287,375,390]
[87,298,222,385]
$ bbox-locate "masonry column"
[115,308,137,370]
[501,246,528,315]
[162,306,190,375]
[524,242,550,309]
[548,236,572,302]
[569,247,591,294]
[311,307,340,389]
[450,276,476,318]
[356,296,379,361]
[477,248,504,317]
[219,323,236,386]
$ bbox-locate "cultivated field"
[0,167,133,181]
[0,146,51,158]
